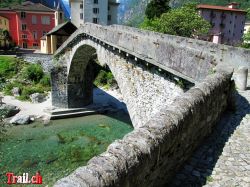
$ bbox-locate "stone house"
[197,2,247,45]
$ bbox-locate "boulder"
[11,87,20,97]
[0,103,20,118]
[30,93,46,103]
[10,115,30,125]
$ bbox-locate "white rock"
[10,115,30,125]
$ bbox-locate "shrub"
[94,70,117,88]
[19,85,45,100]
[39,74,51,87]
[22,64,44,83]
[3,81,23,95]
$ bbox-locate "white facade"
[70,0,119,27]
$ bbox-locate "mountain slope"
[119,0,250,27]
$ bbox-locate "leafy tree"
[145,0,171,19]
[141,3,211,38]
[241,30,250,48]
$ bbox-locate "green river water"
[0,114,133,186]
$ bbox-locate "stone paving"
[169,85,250,186]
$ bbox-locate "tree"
[141,3,211,38]
[145,0,171,19]
[241,30,250,48]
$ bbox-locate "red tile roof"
[197,4,247,14]
[0,3,55,12]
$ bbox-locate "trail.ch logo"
[6,172,42,185]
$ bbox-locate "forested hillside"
[0,0,24,7]
[119,0,250,26]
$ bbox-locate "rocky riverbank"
[0,87,127,125]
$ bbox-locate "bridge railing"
[54,23,250,82]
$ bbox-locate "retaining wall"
[18,53,53,72]
[54,70,233,187]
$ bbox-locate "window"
[230,21,232,24]
[22,34,27,39]
[33,31,37,39]
[42,31,47,36]
[23,42,28,48]
[94,0,98,4]
[21,12,26,19]
[80,13,83,20]
[93,8,99,14]
[0,19,2,25]
[80,3,83,9]
[108,15,111,21]
[108,6,110,11]
[41,16,50,25]
[33,43,38,47]
[21,24,27,30]
[229,30,231,33]
[32,15,37,24]
[220,23,225,28]
[93,18,99,23]
[4,20,6,25]
[60,12,63,19]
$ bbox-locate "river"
[0,113,133,186]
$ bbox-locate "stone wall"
[18,53,53,72]
[54,71,233,187]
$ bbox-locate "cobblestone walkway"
[169,88,250,186]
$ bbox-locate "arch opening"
[67,45,97,108]
[67,44,124,113]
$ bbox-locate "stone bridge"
[51,23,250,128]
[51,23,250,186]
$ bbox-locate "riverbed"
[0,114,133,186]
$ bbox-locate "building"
[70,0,119,27]
[41,21,77,54]
[197,2,247,45]
[30,0,70,19]
[0,16,9,31]
[0,1,64,49]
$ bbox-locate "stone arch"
[52,40,184,128]
[67,44,97,108]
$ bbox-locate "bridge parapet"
[55,23,250,82]
[54,70,233,187]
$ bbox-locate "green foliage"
[39,74,51,87]
[241,30,250,48]
[94,70,117,89]
[145,0,171,19]
[0,0,24,8]
[0,56,23,79]
[0,56,50,101]
[22,64,44,83]
[3,81,23,95]
[141,3,211,38]
[18,85,45,100]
